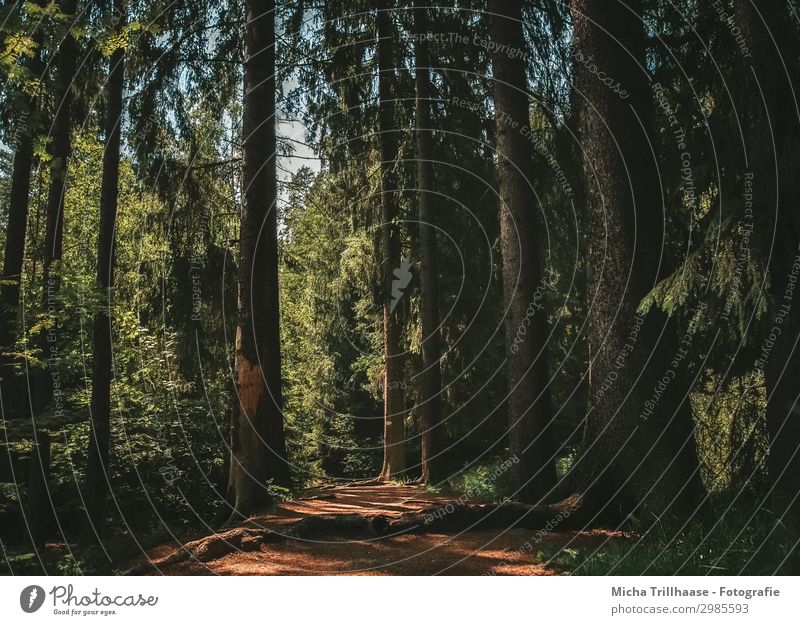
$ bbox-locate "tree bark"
[83,0,125,536]
[732,0,800,535]
[488,0,556,503]
[33,0,78,416]
[378,0,406,480]
[0,125,35,419]
[565,0,700,519]
[414,0,444,484]
[0,130,34,356]
[227,0,289,518]
[0,0,47,420]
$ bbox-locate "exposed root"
[122,526,277,574]
[126,494,587,574]
[387,495,585,534]
[284,514,391,539]
[340,478,387,487]
[300,493,338,501]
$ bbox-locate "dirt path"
[130,484,622,575]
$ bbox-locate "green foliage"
[6,130,232,543]
[447,457,517,503]
[0,33,38,69]
[541,506,798,575]
[692,371,769,494]
[1,0,797,578]
[280,167,383,482]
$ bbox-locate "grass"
[539,503,800,575]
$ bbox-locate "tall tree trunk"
[414,0,443,484]
[488,0,556,503]
[0,131,35,356]
[0,1,46,420]
[378,0,406,480]
[733,0,800,536]
[566,0,699,518]
[227,0,289,518]
[83,0,125,536]
[33,0,78,416]
[0,122,35,418]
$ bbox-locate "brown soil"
[128,484,623,575]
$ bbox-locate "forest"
[0,0,799,576]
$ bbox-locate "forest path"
[132,484,619,575]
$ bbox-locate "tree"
[566,0,700,518]
[83,0,126,535]
[226,0,289,518]
[284,0,504,481]
[34,0,78,416]
[0,0,47,420]
[488,0,556,503]
[414,0,443,484]
[732,0,800,535]
[377,0,406,480]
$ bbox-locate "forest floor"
[128,484,623,575]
